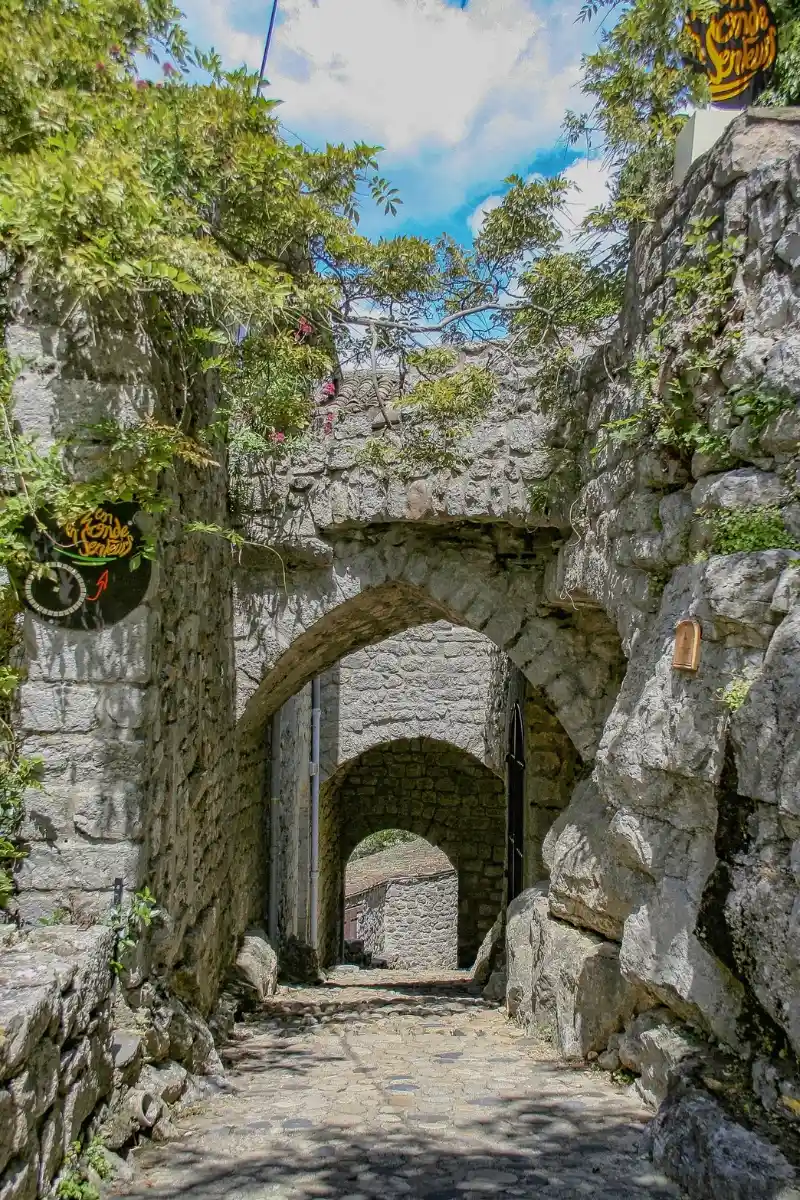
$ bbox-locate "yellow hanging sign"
[685,0,778,103]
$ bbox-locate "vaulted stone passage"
[316,738,506,969]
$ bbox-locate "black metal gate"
[506,702,525,904]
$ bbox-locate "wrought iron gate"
[506,702,525,904]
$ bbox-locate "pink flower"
[135,79,148,90]
[163,62,177,76]
[270,431,286,444]
[293,317,313,343]
[321,380,336,397]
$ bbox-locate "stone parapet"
[0,925,115,1197]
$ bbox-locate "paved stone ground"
[115,970,684,1200]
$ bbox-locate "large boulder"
[585,558,799,1050]
[470,911,503,986]
[229,928,279,1008]
[648,1073,800,1200]
[505,887,541,1027]
[543,778,649,941]
[724,604,800,1060]
[617,1007,702,1107]
[505,885,646,1059]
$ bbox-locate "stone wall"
[351,883,386,957]
[500,112,800,1193]
[523,688,582,888]
[382,873,458,970]
[319,621,501,774]
[0,926,115,1198]
[6,282,245,1016]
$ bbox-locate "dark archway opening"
[317,738,506,969]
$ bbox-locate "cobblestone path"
[116,970,683,1200]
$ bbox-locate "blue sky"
[173,0,611,246]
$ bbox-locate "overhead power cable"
[256,0,280,98]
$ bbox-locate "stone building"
[344,837,457,969]
[4,110,800,1197]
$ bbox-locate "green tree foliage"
[350,829,417,861]
[565,0,711,260]
[567,0,800,259]
[0,0,395,458]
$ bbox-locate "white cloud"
[467,154,612,248]
[183,0,590,220]
[556,156,612,249]
[467,192,503,238]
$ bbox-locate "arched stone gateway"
[234,524,626,763]
[316,738,506,969]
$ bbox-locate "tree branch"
[329,298,552,335]
[369,324,398,435]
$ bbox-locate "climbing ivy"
[706,506,799,555]
[595,217,743,461]
[356,363,496,479]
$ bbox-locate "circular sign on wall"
[685,0,778,104]
[18,503,152,630]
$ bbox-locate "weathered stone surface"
[544,779,648,941]
[617,1008,702,1107]
[648,1077,799,1199]
[278,936,323,986]
[471,911,504,986]
[347,865,458,971]
[0,987,59,1084]
[137,1061,188,1105]
[529,890,644,1058]
[483,968,507,1003]
[0,926,115,1199]
[228,930,279,1007]
[504,887,541,1029]
[506,886,644,1059]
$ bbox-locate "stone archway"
[316,737,506,969]
[235,523,625,764]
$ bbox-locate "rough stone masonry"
[3,107,800,1199]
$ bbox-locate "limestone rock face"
[506,886,644,1059]
[544,778,648,941]
[617,1008,701,1108]
[587,553,800,1050]
[470,911,504,986]
[648,1076,799,1200]
[504,887,541,1028]
[0,926,115,1196]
